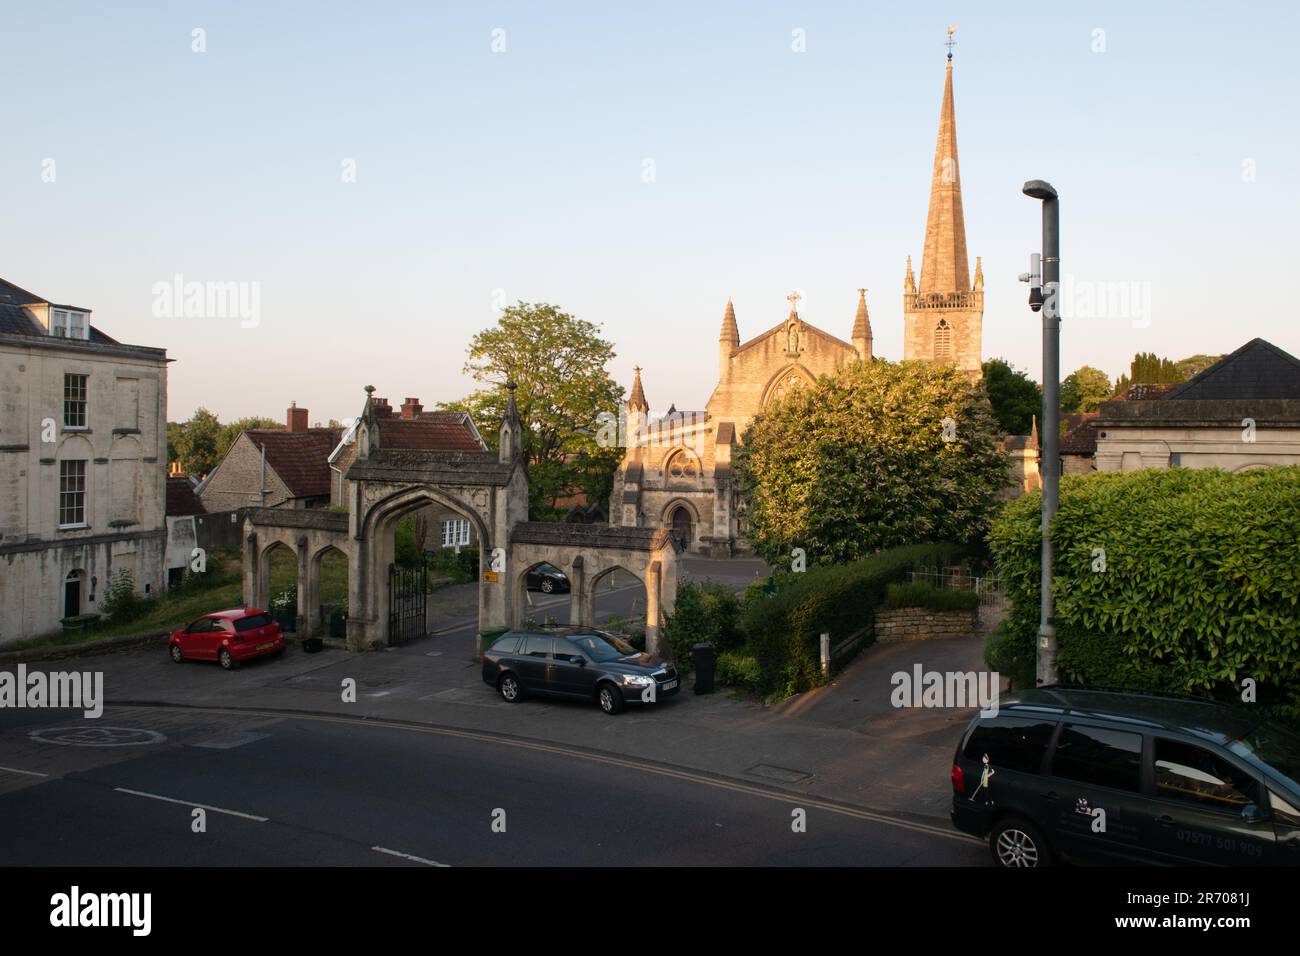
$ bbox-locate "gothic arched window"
[934,320,954,364]
[665,450,700,483]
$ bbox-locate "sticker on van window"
[969,753,996,804]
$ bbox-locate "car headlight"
[623,674,654,686]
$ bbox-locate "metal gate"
[388,559,428,645]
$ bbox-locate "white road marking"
[114,787,269,821]
[372,846,450,867]
[139,705,978,846]
[0,765,49,777]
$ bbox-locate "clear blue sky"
[2,1,1296,424]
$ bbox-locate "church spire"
[918,29,971,295]
[628,366,649,412]
[852,288,873,360]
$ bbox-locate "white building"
[0,277,169,643]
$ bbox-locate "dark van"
[951,686,1300,866]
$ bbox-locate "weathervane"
[946,24,958,61]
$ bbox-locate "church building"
[608,45,984,557]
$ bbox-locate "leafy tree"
[440,302,625,520]
[1175,353,1223,380]
[165,421,185,466]
[1060,365,1112,414]
[981,358,1042,435]
[216,417,282,461]
[736,359,1009,567]
[1112,351,1190,396]
[171,408,223,476]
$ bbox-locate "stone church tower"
[903,48,984,375]
[608,38,986,557]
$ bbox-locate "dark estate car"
[524,563,569,594]
[482,627,679,714]
[951,686,1300,867]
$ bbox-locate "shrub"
[988,467,1300,716]
[662,580,742,670]
[882,581,979,612]
[715,649,764,694]
[741,541,971,697]
[270,586,297,612]
[101,569,148,624]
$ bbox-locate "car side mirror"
[1242,803,1266,825]
[574,657,587,667]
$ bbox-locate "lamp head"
[1022,179,1058,201]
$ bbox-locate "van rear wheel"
[990,816,1051,867]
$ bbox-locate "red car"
[168,609,285,669]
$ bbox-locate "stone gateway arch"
[242,386,678,657]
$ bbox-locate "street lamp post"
[1022,179,1060,686]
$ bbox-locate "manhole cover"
[30,726,167,748]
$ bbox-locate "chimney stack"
[372,397,393,418]
[400,397,424,421]
[287,401,309,433]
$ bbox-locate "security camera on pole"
[1019,179,1060,686]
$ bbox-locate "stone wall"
[874,606,977,643]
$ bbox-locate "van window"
[1154,739,1258,812]
[1049,723,1142,792]
[962,716,1057,774]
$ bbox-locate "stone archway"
[350,484,497,648]
[509,523,679,658]
[243,384,680,657]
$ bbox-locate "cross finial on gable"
[786,291,801,309]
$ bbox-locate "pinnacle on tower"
[918,45,971,295]
[628,366,649,412]
[720,297,739,350]
[852,288,873,360]
[904,255,916,295]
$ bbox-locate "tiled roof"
[166,476,206,516]
[1060,411,1100,455]
[243,428,342,499]
[1161,338,1300,400]
[1114,382,1177,401]
[377,418,484,451]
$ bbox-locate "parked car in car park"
[524,563,570,594]
[482,627,679,714]
[168,609,285,670]
[951,686,1300,866]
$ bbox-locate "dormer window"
[50,309,89,340]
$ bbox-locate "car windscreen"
[570,633,638,663]
[234,613,273,632]
[1228,719,1300,790]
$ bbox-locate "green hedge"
[715,649,764,694]
[988,467,1300,718]
[882,581,980,612]
[661,580,742,671]
[740,541,971,697]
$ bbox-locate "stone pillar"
[568,555,586,625]
[644,560,663,658]
[243,527,258,608]
[295,535,310,636]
